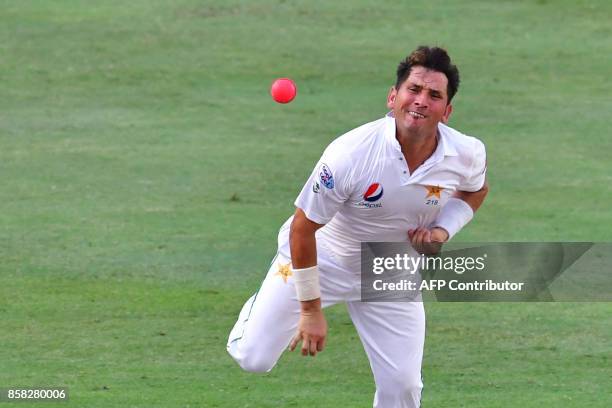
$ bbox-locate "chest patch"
[424,185,444,205]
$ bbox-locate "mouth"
[407,111,426,119]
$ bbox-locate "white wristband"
[292,265,321,301]
[433,198,474,240]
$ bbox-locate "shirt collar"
[384,111,458,157]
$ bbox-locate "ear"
[442,103,453,124]
[386,86,397,110]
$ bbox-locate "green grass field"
[1,0,611,406]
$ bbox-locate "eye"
[408,86,419,93]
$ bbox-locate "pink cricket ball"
[270,78,297,104]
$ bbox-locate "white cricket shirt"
[293,112,487,272]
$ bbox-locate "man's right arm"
[288,208,328,357]
[290,208,322,268]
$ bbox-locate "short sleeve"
[294,146,353,225]
[459,138,487,192]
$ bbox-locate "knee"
[236,354,275,373]
[227,342,276,373]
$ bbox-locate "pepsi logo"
[363,183,383,202]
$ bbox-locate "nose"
[414,92,428,108]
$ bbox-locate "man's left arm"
[453,180,489,212]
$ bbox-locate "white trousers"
[227,222,425,408]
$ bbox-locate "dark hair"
[395,46,460,103]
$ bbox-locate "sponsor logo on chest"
[357,183,384,208]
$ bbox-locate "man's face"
[387,66,453,137]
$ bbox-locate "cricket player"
[227,46,489,407]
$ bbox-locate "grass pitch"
[1,0,611,407]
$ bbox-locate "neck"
[396,128,437,156]
[396,128,438,172]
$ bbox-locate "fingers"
[290,332,315,356]
[408,229,415,240]
[306,339,325,356]
[291,311,328,357]
[301,337,309,356]
[301,337,324,356]
[309,339,318,356]
[409,227,446,255]
[290,332,325,357]
[291,333,313,356]
[410,227,428,245]
[419,228,432,244]
[289,333,300,352]
[409,227,429,253]
[410,227,447,255]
